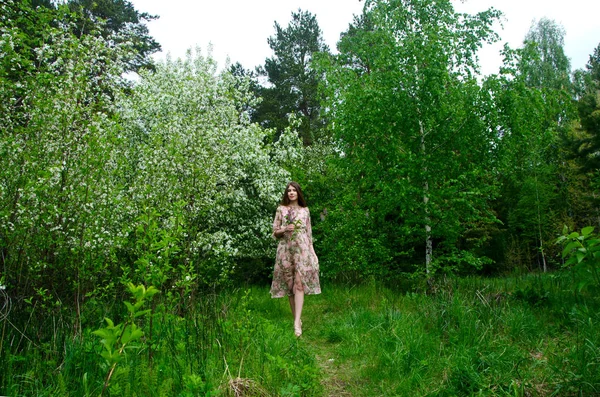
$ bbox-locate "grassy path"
[299,287,373,397]
[253,285,370,396]
[304,331,354,396]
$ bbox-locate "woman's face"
[287,185,298,202]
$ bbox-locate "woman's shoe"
[294,322,302,337]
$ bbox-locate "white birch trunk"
[420,120,432,273]
[534,173,547,272]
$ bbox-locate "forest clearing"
[1,0,600,395]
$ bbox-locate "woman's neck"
[288,200,299,207]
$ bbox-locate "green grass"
[1,274,599,396]
[300,275,600,396]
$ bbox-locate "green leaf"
[124,301,135,314]
[581,226,594,236]
[129,328,144,342]
[121,328,132,344]
[145,286,160,298]
[577,280,589,293]
[134,309,151,318]
[92,329,112,339]
[563,242,579,257]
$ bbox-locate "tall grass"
[304,275,599,396]
[1,287,320,396]
[1,274,599,396]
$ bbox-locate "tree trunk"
[534,173,547,272]
[594,191,600,228]
[420,120,432,273]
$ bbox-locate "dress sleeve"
[306,208,318,260]
[272,206,283,240]
[306,208,314,245]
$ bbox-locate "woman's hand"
[276,224,295,238]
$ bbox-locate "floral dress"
[270,205,321,298]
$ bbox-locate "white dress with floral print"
[270,205,321,298]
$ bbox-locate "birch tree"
[318,0,502,276]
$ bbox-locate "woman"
[271,181,321,337]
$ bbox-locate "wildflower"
[284,209,302,240]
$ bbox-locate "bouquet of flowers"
[284,208,303,240]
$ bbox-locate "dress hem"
[270,290,322,299]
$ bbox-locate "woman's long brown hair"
[281,181,306,207]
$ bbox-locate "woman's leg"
[288,295,295,318]
[293,273,304,336]
[294,291,304,325]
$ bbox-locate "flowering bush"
[0,4,300,303]
[116,48,298,286]
[0,11,134,301]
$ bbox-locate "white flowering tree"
[1,1,298,305]
[0,10,133,303]
[117,49,296,287]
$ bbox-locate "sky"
[129,0,600,76]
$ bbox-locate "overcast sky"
[129,0,600,76]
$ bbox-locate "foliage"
[117,48,295,288]
[556,226,600,291]
[4,0,600,302]
[0,7,134,301]
[317,0,502,278]
[1,288,322,396]
[0,0,57,82]
[61,0,160,72]
[521,18,572,91]
[484,19,577,272]
[93,283,159,395]
[0,8,296,304]
[5,2,600,395]
[254,9,330,146]
[570,43,600,173]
